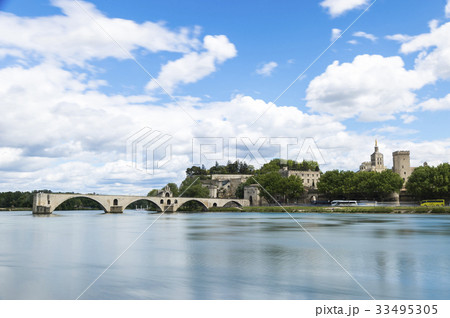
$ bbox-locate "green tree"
[179,177,209,198]
[257,159,282,174]
[235,177,257,198]
[147,189,159,196]
[406,163,450,199]
[186,165,208,177]
[318,169,403,200]
[252,172,304,203]
[284,175,305,202]
[235,183,246,199]
[165,182,179,197]
[257,159,319,174]
[207,160,255,175]
[318,170,349,198]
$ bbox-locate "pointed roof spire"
[375,139,378,147]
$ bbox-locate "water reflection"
[0,211,449,299]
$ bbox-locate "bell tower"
[370,140,385,172]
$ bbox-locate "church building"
[359,140,387,173]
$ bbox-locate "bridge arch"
[124,198,162,212]
[176,199,208,212]
[51,195,108,213]
[223,200,243,208]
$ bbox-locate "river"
[0,211,449,299]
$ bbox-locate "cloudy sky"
[0,0,449,195]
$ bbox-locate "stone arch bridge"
[32,192,249,214]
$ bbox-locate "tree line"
[317,170,404,200]
[186,160,255,177]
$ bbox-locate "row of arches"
[48,196,236,211]
[51,195,243,213]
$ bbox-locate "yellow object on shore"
[421,199,445,207]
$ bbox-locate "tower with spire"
[359,140,387,172]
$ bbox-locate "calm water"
[0,211,449,300]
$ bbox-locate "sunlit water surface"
[0,211,449,299]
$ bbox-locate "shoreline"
[209,206,450,214]
[2,206,450,214]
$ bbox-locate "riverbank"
[3,206,449,214]
[0,207,32,211]
[208,206,450,214]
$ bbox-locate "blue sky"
[0,0,449,194]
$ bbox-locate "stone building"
[392,151,417,185]
[156,185,172,197]
[279,167,321,189]
[359,141,419,186]
[359,140,387,173]
[244,184,263,206]
[201,174,253,198]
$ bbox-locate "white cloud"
[0,0,201,66]
[320,0,369,17]
[400,114,418,124]
[0,148,23,167]
[0,60,348,192]
[385,34,413,43]
[0,48,25,59]
[0,61,448,193]
[347,39,358,45]
[331,28,342,42]
[420,94,450,111]
[400,21,450,82]
[374,126,418,135]
[429,19,440,31]
[305,54,425,121]
[146,35,237,93]
[353,31,377,41]
[255,61,278,77]
[307,17,450,122]
[0,0,238,96]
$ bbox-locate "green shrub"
[208,207,242,212]
[431,207,449,213]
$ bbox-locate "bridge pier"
[33,205,52,214]
[163,205,176,212]
[33,193,51,214]
[108,206,124,213]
